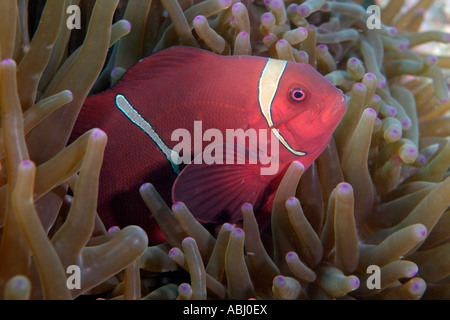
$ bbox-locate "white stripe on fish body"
[258,58,306,156]
[115,94,181,174]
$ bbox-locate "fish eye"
[289,88,307,103]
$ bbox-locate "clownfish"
[70,46,346,244]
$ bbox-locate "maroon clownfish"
[70,46,346,244]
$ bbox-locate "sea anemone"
[0,0,449,300]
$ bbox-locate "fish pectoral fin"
[171,144,272,225]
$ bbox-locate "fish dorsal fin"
[117,46,215,85]
[171,144,272,225]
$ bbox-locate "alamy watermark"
[66,5,81,30]
[366,5,382,30]
[170,121,280,176]
[66,265,81,290]
[366,265,381,290]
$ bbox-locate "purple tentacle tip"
[417,225,427,239]
[232,2,244,11]
[92,128,106,139]
[354,82,366,91]
[390,128,400,136]
[193,15,205,24]
[140,183,150,191]
[417,154,426,166]
[271,0,283,10]
[337,182,352,193]
[277,38,288,46]
[298,26,307,35]
[238,31,249,38]
[408,265,419,278]
[374,117,382,127]
[364,73,376,81]
[261,12,275,25]
[169,247,179,257]
[389,27,397,36]
[286,251,297,260]
[21,160,34,168]
[286,197,297,204]
[108,226,120,233]
[410,278,425,293]
[365,108,377,117]
[234,228,244,236]
[388,106,397,116]
[1,58,15,65]
[406,146,418,158]
[351,276,360,289]
[263,32,276,41]
[348,57,358,65]
[398,40,409,51]
[179,283,191,295]
[222,0,232,8]
[428,55,438,65]
[221,223,235,232]
[297,5,311,17]
[274,276,286,286]
[287,3,298,14]
[401,118,411,129]
[13,277,28,291]
[317,44,327,51]
[298,51,308,59]
[124,20,132,31]
[172,201,184,211]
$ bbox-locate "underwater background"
[0,0,449,300]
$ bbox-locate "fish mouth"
[320,93,347,125]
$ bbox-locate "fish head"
[263,60,346,159]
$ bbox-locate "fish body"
[70,46,346,243]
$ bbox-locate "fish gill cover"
[0,0,449,300]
